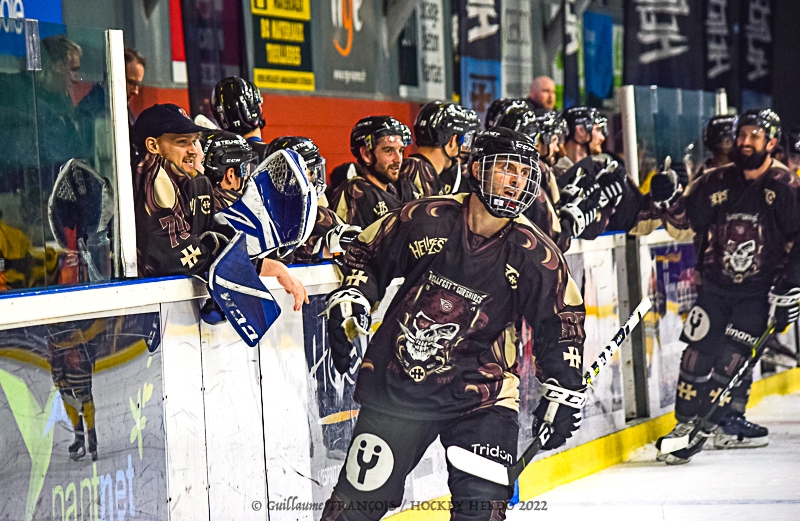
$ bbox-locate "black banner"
[739,0,772,97]
[458,0,502,123]
[251,0,315,91]
[623,0,704,89]
[563,0,581,108]
[704,0,739,95]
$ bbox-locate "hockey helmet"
[414,101,481,148]
[484,98,527,130]
[211,76,265,135]
[267,136,327,198]
[350,116,412,161]
[468,128,541,218]
[202,131,259,185]
[734,109,782,142]
[703,115,736,151]
[494,106,541,141]
[563,106,606,141]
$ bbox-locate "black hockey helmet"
[350,116,412,161]
[202,131,259,185]
[211,76,265,135]
[535,109,568,145]
[494,106,540,140]
[484,98,527,130]
[267,136,327,197]
[414,101,481,148]
[468,128,541,218]
[563,106,605,141]
[702,115,736,150]
[734,109,781,142]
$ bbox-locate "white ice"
[508,392,800,521]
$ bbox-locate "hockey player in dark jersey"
[320,128,586,521]
[132,104,220,277]
[266,136,361,264]
[483,97,527,130]
[211,76,270,160]
[329,116,411,229]
[202,131,259,212]
[397,101,480,202]
[695,115,736,178]
[647,109,800,463]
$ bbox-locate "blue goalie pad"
[208,232,281,346]
[215,149,317,258]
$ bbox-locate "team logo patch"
[345,433,394,491]
[683,306,710,342]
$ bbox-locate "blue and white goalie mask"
[216,148,318,257]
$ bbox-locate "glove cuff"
[542,381,587,409]
[324,287,371,319]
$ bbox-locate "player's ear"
[360,145,372,165]
[145,137,159,154]
[471,160,480,179]
[766,137,778,152]
[225,167,236,183]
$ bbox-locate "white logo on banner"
[466,0,499,43]
[683,306,711,342]
[400,0,446,100]
[635,0,691,65]
[706,0,731,79]
[345,433,394,491]
[744,0,771,82]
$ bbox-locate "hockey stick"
[446,297,652,487]
[656,322,776,455]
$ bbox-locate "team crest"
[720,213,762,283]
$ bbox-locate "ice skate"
[87,428,99,461]
[655,421,694,461]
[713,413,769,449]
[68,427,86,461]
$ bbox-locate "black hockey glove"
[532,379,587,451]
[768,287,800,332]
[595,160,623,209]
[324,287,372,374]
[650,156,683,209]
[559,191,599,238]
[559,166,594,206]
[324,223,361,256]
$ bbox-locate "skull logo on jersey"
[396,271,488,383]
[720,213,762,283]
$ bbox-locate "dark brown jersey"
[329,174,402,229]
[396,154,445,202]
[212,185,241,212]
[440,160,469,195]
[655,160,800,290]
[337,194,586,420]
[134,154,215,277]
[293,206,346,264]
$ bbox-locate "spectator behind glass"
[526,75,557,111]
[124,49,146,125]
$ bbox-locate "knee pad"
[450,473,511,521]
[679,346,714,383]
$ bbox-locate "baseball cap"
[133,104,208,143]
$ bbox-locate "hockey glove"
[324,287,372,374]
[532,379,587,451]
[768,287,800,332]
[650,156,683,210]
[559,166,593,206]
[595,160,623,209]
[559,195,598,238]
[324,223,361,256]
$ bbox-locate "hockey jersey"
[330,173,403,229]
[396,153,445,202]
[644,160,800,290]
[337,194,586,420]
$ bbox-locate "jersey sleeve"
[521,240,586,391]
[291,206,344,264]
[770,169,800,289]
[396,156,444,203]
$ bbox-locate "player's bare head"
[530,76,556,110]
[134,104,208,174]
[732,109,781,169]
[468,128,541,219]
[350,116,411,184]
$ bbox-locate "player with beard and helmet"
[398,101,480,202]
[329,116,411,229]
[320,128,586,521]
[645,109,800,464]
[696,115,736,178]
[202,131,260,212]
[210,76,270,160]
[267,136,361,264]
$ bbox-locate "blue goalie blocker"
[207,232,281,346]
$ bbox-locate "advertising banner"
[562,0,581,108]
[739,0,772,108]
[459,0,502,123]
[500,0,533,99]
[0,311,166,521]
[704,0,739,95]
[321,0,377,93]
[251,0,315,91]
[624,0,704,89]
[399,0,447,101]
[583,10,614,107]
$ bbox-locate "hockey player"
[397,101,480,202]
[329,116,410,229]
[131,104,219,277]
[210,77,269,160]
[484,98,526,130]
[650,109,800,463]
[320,128,586,521]
[201,131,260,211]
[266,136,361,263]
[697,115,736,178]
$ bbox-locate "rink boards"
[0,232,794,521]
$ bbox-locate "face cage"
[460,130,476,152]
[477,154,541,218]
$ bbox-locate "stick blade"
[446,446,510,486]
[658,435,689,454]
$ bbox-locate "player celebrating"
[650,109,800,463]
[329,116,411,229]
[397,101,479,202]
[320,128,586,520]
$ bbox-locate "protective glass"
[478,153,541,218]
[460,130,476,151]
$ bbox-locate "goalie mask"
[468,128,541,218]
[49,159,114,252]
[215,149,317,257]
